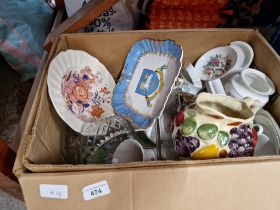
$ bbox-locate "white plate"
[228,45,245,69]
[47,50,116,135]
[254,109,280,156]
[230,41,254,68]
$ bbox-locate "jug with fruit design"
[172,92,261,159]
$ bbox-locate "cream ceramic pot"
[172,92,261,159]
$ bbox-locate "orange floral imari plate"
[47,50,115,135]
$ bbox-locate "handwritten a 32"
[49,190,62,198]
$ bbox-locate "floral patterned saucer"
[47,50,115,135]
[112,39,183,129]
[195,46,238,81]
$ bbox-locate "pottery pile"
[180,41,275,107]
[177,40,278,158]
[46,39,279,164]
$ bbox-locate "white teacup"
[241,68,275,96]
[112,139,156,163]
[224,68,275,107]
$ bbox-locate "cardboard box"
[14,29,280,210]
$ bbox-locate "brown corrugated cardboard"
[14,29,280,210]
[18,161,280,210]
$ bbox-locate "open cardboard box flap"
[13,29,280,210]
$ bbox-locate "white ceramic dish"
[181,63,202,88]
[230,41,254,68]
[254,109,280,156]
[177,78,202,95]
[178,63,202,95]
[229,45,245,69]
[195,46,238,81]
[195,46,238,94]
[224,74,268,107]
[241,68,275,96]
[47,50,116,136]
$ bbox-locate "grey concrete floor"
[0,56,28,209]
[0,190,26,210]
[0,56,33,144]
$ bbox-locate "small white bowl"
[195,46,237,81]
[230,41,254,68]
[241,68,275,96]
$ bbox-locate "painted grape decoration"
[175,130,200,157]
[228,124,255,157]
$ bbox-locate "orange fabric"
[152,0,227,9]
[146,0,229,29]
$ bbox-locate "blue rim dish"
[112,39,183,129]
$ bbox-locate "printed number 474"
[91,188,102,196]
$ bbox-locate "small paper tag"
[39,184,68,199]
[82,180,110,201]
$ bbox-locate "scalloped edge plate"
[254,109,280,156]
[112,39,183,129]
[47,50,115,135]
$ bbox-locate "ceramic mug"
[112,139,156,163]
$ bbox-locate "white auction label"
[82,180,110,201]
[39,184,68,199]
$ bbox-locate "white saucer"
[254,109,280,156]
[230,41,254,68]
